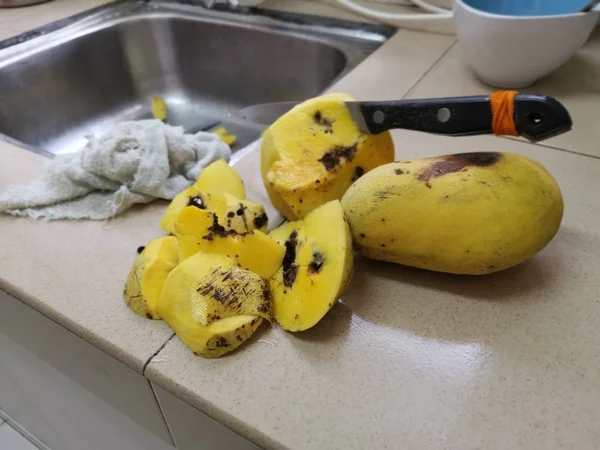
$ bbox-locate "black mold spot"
[308,252,325,275]
[215,337,230,348]
[283,265,299,288]
[282,230,299,288]
[137,246,145,254]
[227,211,235,218]
[146,313,153,319]
[353,166,365,181]
[394,168,404,175]
[313,110,333,129]
[253,213,268,229]
[318,144,358,172]
[360,233,366,238]
[188,196,206,210]
[203,214,239,241]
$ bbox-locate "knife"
[229,94,572,142]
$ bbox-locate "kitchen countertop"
[1,1,600,449]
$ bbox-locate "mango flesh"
[160,159,247,234]
[174,206,284,278]
[269,200,353,331]
[260,93,394,220]
[193,158,245,199]
[123,236,179,319]
[209,193,268,234]
[158,252,268,357]
[341,152,564,275]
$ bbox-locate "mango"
[123,236,178,319]
[160,159,249,234]
[192,159,245,199]
[269,200,353,331]
[209,193,268,234]
[341,152,564,275]
[158,251,269,358]
[174,206,284,278]
[260,93,394,220]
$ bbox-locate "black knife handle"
[359,94,572,142]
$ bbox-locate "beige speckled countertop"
[1,1,600,449]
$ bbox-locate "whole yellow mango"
[261,93,394,220]
[341,152,563,275]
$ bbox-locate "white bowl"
[453,0,599,88]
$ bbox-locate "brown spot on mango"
[318,145,358,172]
[417,152,502,185]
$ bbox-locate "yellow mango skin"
[341,152,564,275]
[269,200,353,331]
[174,206,284,278]
[261,93,394,220]
[123,236,178,319]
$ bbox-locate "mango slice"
[342,152,564,275]
[260,93,394,220]
[158,252,269,357]
[151,96,167,122]
[269,200,353,331]
[174,206,284,278]
[209,193,268,234]
[123,236,178,319]
[160,159,246,234]
[211,127,237,146]
[193,159,245,199]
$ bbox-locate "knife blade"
[218,94,572,142]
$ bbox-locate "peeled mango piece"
[160,159,247,234]
[151,96,167,122]
[158,252,268,357]
[342,152,564,275]
[123,236,178,319]
[209,193,268,234]
[211,127,237,146]
[269,200,353,331]
[174,206,284,278]
[192,159,245,199]
[260,93,394,220]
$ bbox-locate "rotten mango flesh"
[174,206,284,279]
[123,236,179,319]
[342,152,564,275]
[160,158,268,234]
[157,252,269,358]
[269,200,353,331]
[260,93,394,220]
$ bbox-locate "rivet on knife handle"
[345,92,572,142]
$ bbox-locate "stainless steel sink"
[0,1,393,156]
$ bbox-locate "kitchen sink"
[0,0,394,156]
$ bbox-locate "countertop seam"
[142,333,176,376]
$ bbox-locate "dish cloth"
[0,120,231,221]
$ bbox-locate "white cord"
[411,0,452,14]
[334,0,450,20]
[332,0,455,34]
